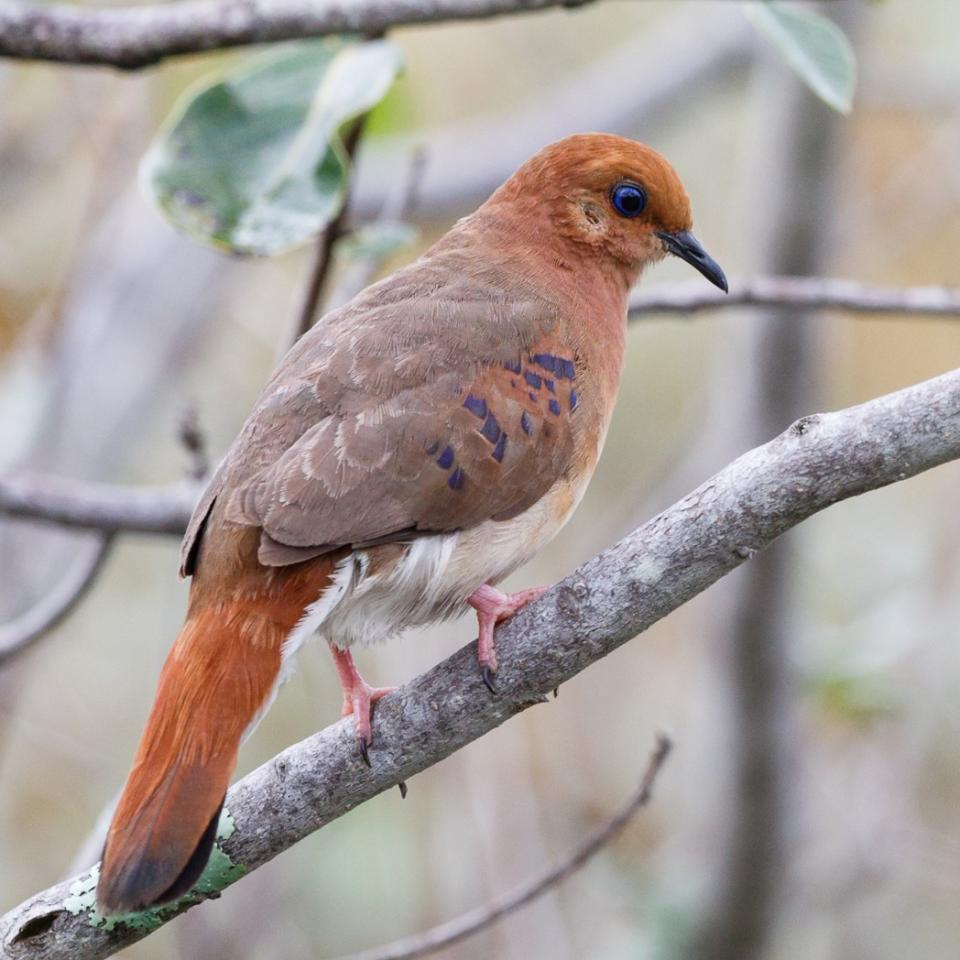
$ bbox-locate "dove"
[97,133,727,913]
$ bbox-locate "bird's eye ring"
[610,182,647,219]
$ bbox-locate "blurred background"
[1,1,959,958]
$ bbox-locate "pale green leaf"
[338,220,419,261]
[744,2,856,114]
[141,38,403,255]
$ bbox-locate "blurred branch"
[336,735,672,960]
[290,116,370,344]
[0,474,196,535]
[629,276,960,318]
[327,146,427,311]
[0,0,598,70]
[0,535,112,666]
[3,367,960,958]
[690,30,856,956]
[177,408,210,483]
[352,9,751,220]
[0,275,957,540]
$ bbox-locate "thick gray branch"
[0,0,597,69]
[2,366,959,960]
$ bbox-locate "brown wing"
[181,250,583,571]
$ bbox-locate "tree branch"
[0,536,112,666]
[629,276,960,317]
[2,366,959,960]
[0,475,196,535]
[1,277,957,543]
[289,114,370,344]
[335,735,672,960]
[326,145,427,311]
[0,0,598,70]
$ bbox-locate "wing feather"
[182,250,583,569]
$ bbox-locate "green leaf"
[743,2,856,114]
[141,38,403,255]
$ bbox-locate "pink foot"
[328,643,396,766]
[467,583,550,692]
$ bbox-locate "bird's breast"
[287,461,595,655]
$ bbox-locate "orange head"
[489,133,727,291]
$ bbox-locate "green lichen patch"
[63,807,246,930]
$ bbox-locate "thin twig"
[0,277,958,541]
[289,116,369,344]
[177,407,209,483]
[0,0,600,70]
[335,735,672,960]
[325,146,427,312]
[0,535,112,666]
[629,276,960,318]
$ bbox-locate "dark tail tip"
[155,799,224,904]
[97,800,224,915]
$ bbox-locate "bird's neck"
[447,204,631,447]
[453,204,637,309]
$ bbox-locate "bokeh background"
[2,1,960,958]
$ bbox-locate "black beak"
[656,230,728,293]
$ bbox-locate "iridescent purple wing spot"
[463,393,487,418]
[480,412,501,444]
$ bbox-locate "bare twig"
[2,366,959,959]
[289,116,370,344]
[325,146,427,312]
[177,408,209,483]
[629,276,960,318]
[335,735,672,960]
[0,277,957,541]
[0,474,196,535]
[0,0,599,70]
[0,535,112,666]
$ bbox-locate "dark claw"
[481,664,498,694]
[397,780,408,799]
[358,736,371,768]
[552,687,559,699]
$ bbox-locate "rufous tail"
[96,603,288,914]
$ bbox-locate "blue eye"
[610,182,647,218]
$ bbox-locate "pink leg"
[328,643,396,766]
[467,583,550,692]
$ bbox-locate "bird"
[96,133,727,914]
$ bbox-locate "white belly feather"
[277,470,587,688]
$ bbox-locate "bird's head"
[493,133,727,293]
